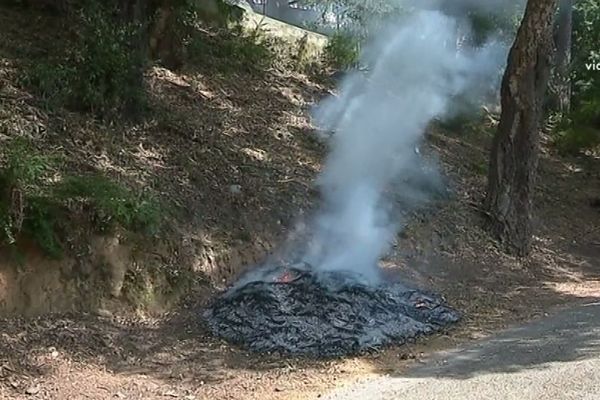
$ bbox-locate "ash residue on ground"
[204,266,461,357]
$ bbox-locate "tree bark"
[485,0,558,256]
[148,2,183,69]
[552,0,573,113]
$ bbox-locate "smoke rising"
[414,0,525,13]
[304,10,507,282]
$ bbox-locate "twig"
[466,200,493,218]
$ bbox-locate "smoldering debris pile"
[202,7,507,358]
[204,265,460,357]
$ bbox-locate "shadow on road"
[406,302,600,379]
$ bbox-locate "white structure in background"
[244,0,338,33]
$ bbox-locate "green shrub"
[188,0,244,28]
[468,7,523,46]
[186,24,275,73]
[56,175,162,235]
[437,112,477,133]
[0,193,63,258]
[0,139,59,254]
[71,5,146,114]
[23,62,75,109]
[0,199,14,245]
[23,2,146,115]
[0,138,54,190]
[22,196,63,257]
[571,96,600,127]
[553,97,600,155]
[554,126,600,156]
[569,0,600,129]
[323,32,359,70]
[0,140,163,257]
[436,102,491,136]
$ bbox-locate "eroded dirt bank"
[0,4,327,316]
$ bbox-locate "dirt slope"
[0,4,327,315]
[1,3,600,400]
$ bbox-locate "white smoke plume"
[303,10,508,282]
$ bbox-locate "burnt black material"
[204,267,460,357]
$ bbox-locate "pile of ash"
[203,265,460,357]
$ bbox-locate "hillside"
[0,3,328,315]
[1,2,600,400]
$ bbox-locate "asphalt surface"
[324,302,600,400]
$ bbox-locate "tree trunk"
[552,0,573,113]
[485,0,558,256]
[149,2,183,69]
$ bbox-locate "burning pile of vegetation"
[204,265,460,357]
[205,10,496,358]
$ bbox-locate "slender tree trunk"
[149,2,183,69]
[553,0,573,113]
[485,0,558,256]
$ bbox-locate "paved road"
[324,302,600,400]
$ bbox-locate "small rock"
[95,309,113,318]
[229,184,242,194]
[25,385,40,395]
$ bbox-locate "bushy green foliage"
[437,112,478,133]
[323,32,359,69]
[186,24,276,73]
[25,62,75,108]
[56,175,162,234]
[23,196,63,257]
[0,138,53,190]
[0,202,10,246]
[23,2,146,115]
[550,0,600,155]
[571,0,600,125]
[0,140,163,257]
[187,0,244,28]
[70,4,146,114]
[471,159,489,176]
[571,97,600,127]
[554,126,600,155]
[467,7,522,46]
[0,139,59,255]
